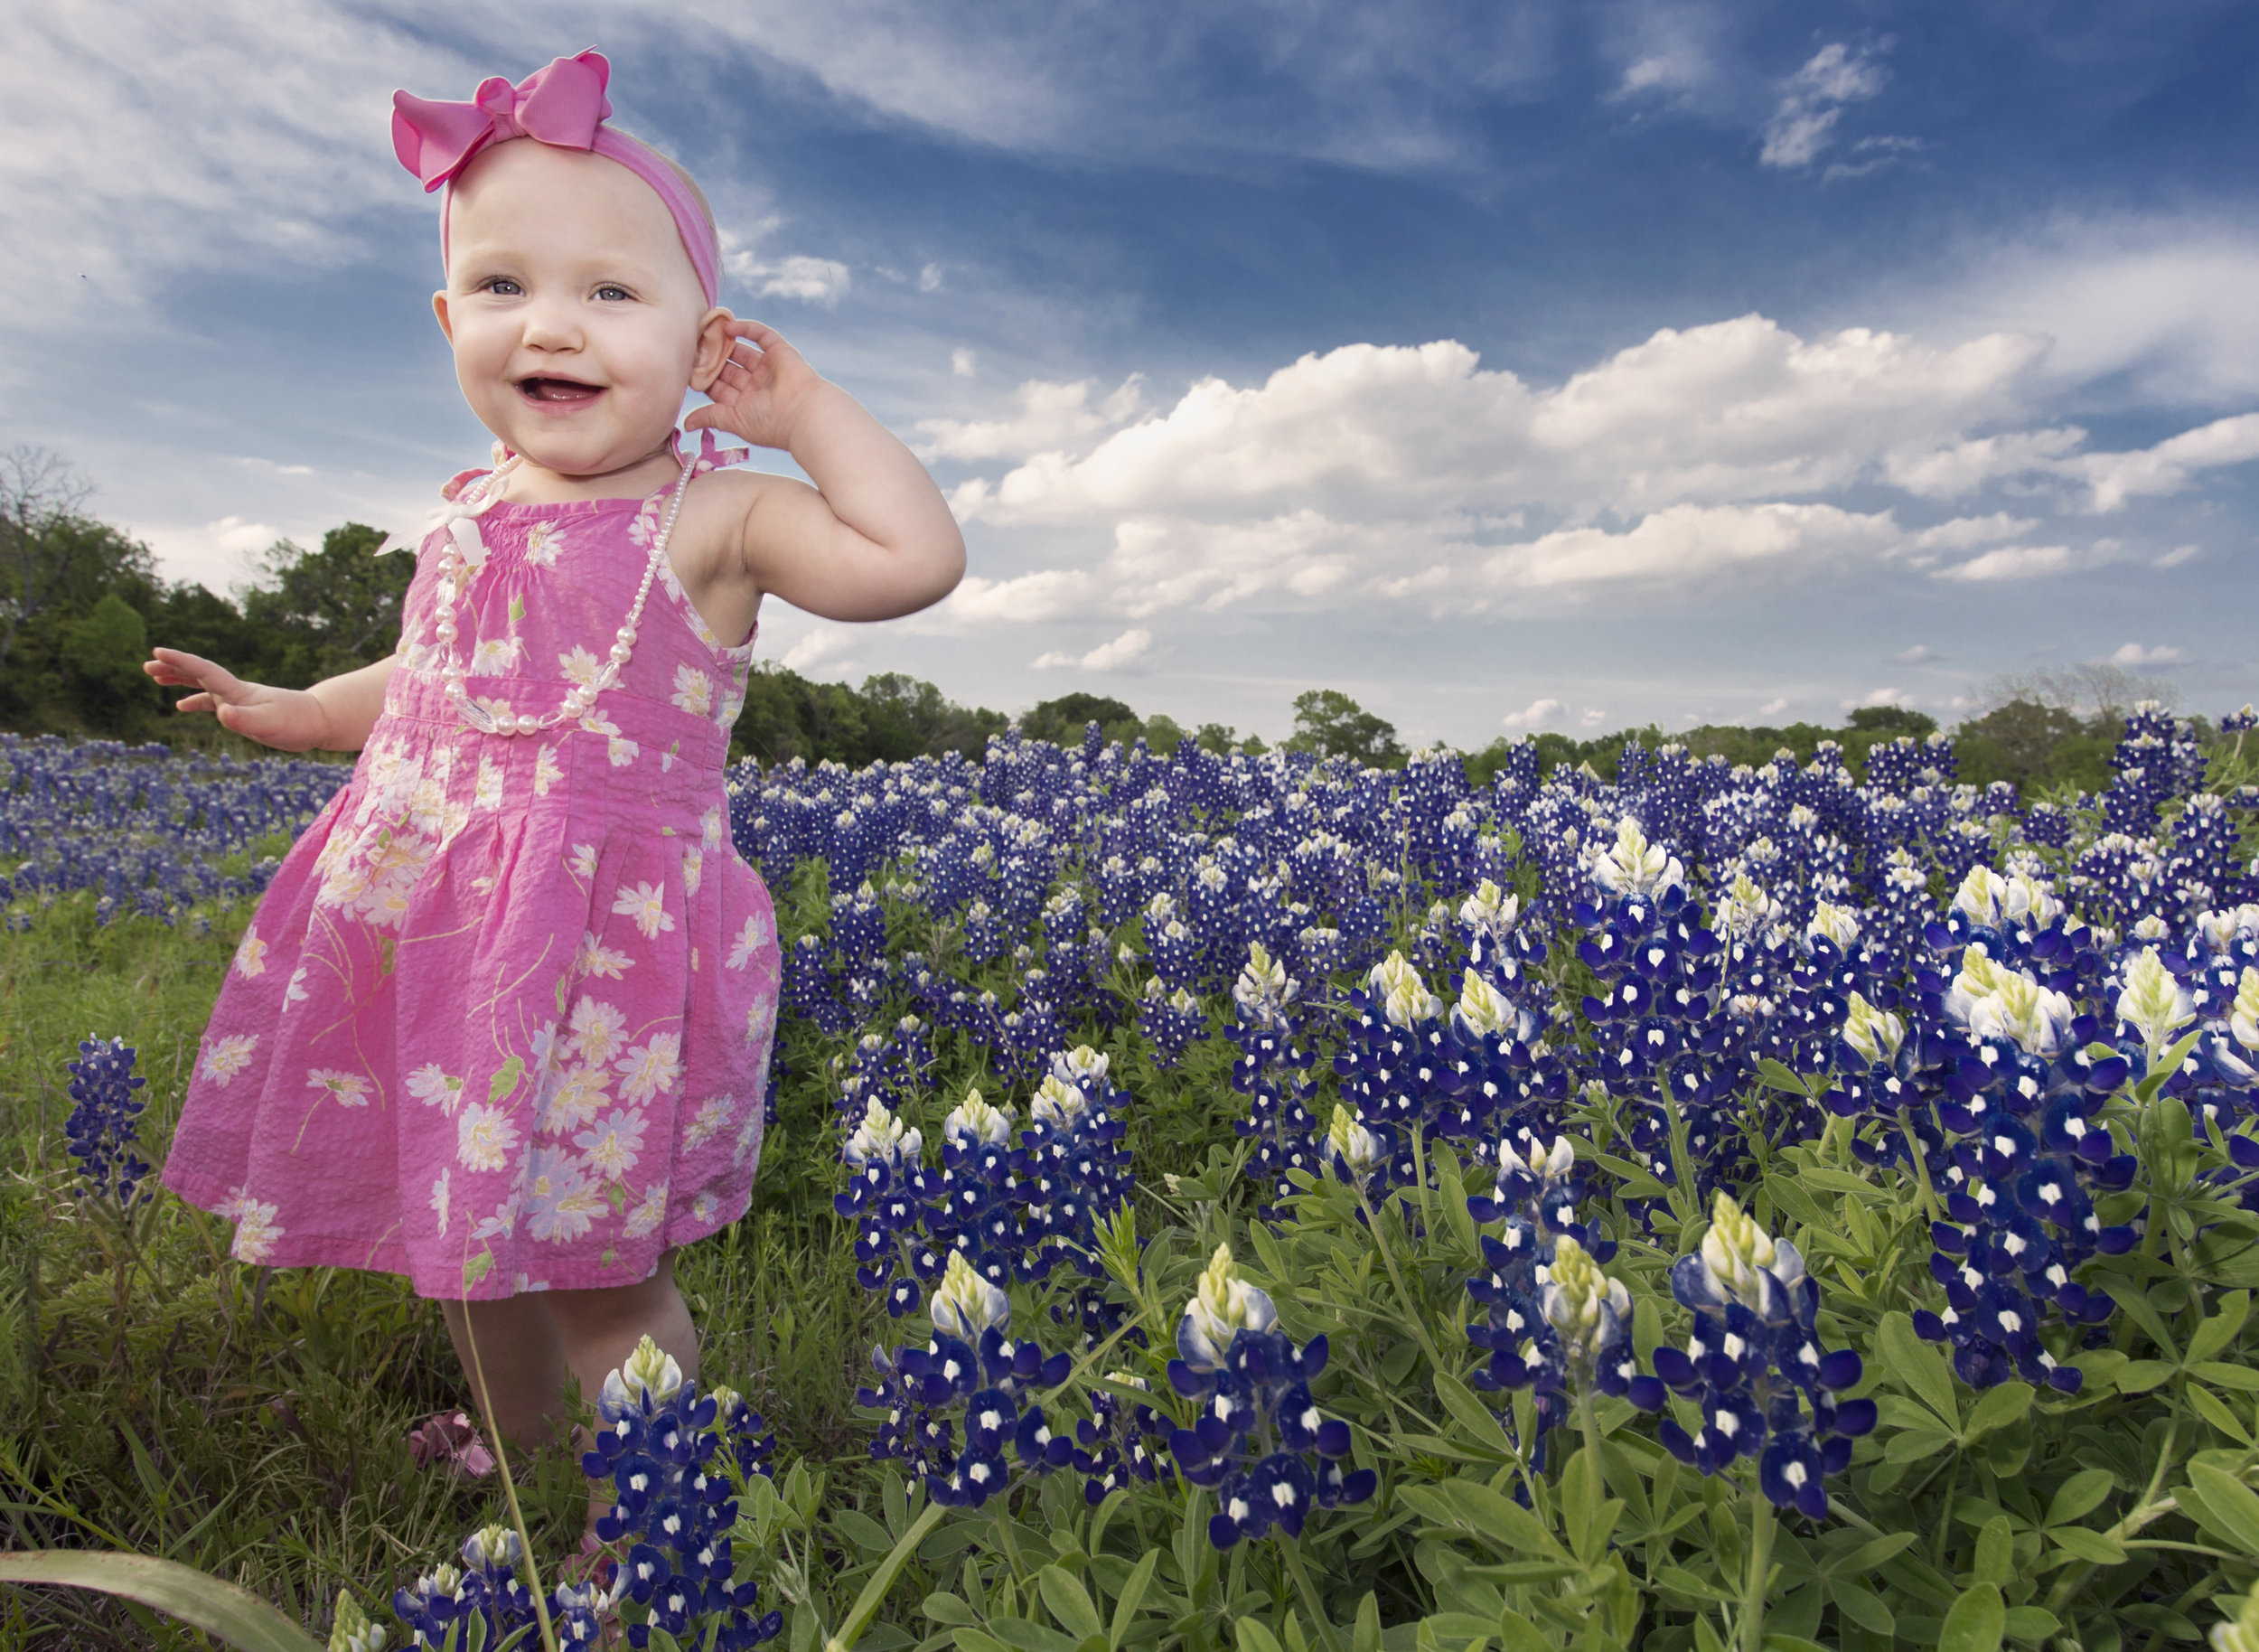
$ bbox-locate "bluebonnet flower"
[1227,943,1321,1214]
[578,1338,783,1651]
[64,1037,151,1204]
[1073,1373,1176,1505]
[1165,1244,1374,1548]
[1630,1195,1874,1519]
[393,1525,558,1648]
[858,1252,1073,1507]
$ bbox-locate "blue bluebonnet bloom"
[64,1037,150,1204]
[1073,1372,1176,1505]
[1165,1244,1374,1548]
[578,1338,783,1651]
[1629,1195,1874,1519]
[858,1252,1073,1507]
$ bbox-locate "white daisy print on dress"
[568,996,630,1064]
[283,963,309,1009]
[614,881,674,940]
[232,925,268,977]
[615,1032,684,1104]
[456,1103,521,1172]
[684,1092,736,1150]
[223,1188,286,1263]
[406,1064,466,1116]
[202,1033,260,1086]
[473,1193,522,1242]
[670,664,714,718]
[691,1191,721,1225]
[533,743,564,796]
[470,635,522,675]
[727,912,774,970]
[474,753,505,810]
[523,520,568,567]
[431,1168,452,1238]
[523,1145,605,1243]
[576,1109,649,1180]
[569,842,599,880]
[575,931,634,981]
[558,643,603,686]
[623,1180,670,1240]
[538,1062,614,1135]
[307,1068,373,1107]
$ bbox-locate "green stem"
[1895,1105,1942,1225]
[825,1500,946,1652]
[2044,1408,2188,1619]
[1739,1488,1775,1652]
[992,1496,1029,1582]
[1279,1536,1348,1652]
[1353,1184,1448,1375]
[460,1311,558,1652]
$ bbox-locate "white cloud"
[1759,42,1889,171]
[951,348,978,379]
[1885,429,2086,499]
[1758,697,1789,717]
[918,262,945,293]
[1502,696,1562,727]
[1033,627,1154,672]
[726,250,852,305]
[1480,502,1898,591]
[136,515,284,590]
[2066,412,2259,512]
[781,626,855,673]
[1930,544,2076,582]
[1580,707,1608,727]
[1895,644,1938,663]
[2154,544,2201,568]
[917,377,1144,463]
[1854,686,1908,708]
[2110,643,2191,668]
[1908,513,2037,553]
[936,568,1099,625]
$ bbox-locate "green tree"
[1955,698,2114,793]
[239,523,410,689]
[1285,689,1403,767]
[1844,705,1939,737]
[1019,691,1142,749]
[62,593,157,732]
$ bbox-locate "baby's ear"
[432,291,455,342]
[690,307,737,392]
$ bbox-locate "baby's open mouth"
[517,376,603,404]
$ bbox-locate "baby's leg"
[441,1293,570,1450]
[546,1249,700,1535]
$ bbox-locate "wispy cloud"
[1033,627,1155,672]
[2110,643,2191,667]
[1759,42,1889,171]
[1502,696,1562,727]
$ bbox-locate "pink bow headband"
[391,50,721,307]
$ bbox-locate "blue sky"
[4,1,2256,746]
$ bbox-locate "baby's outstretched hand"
[145,648,331,751]
[686,320,830,452]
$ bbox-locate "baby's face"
[436,139,719,480]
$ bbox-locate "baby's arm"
[144,650,397,753]
[687,322,966,621]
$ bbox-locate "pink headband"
[391,50,721,307]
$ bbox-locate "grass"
[0,882,898,1649]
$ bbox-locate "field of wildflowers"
[8,705,2259,1652]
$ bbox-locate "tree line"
[0,446,2211,792]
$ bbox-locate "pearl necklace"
[426,451,696,737]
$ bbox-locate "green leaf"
[1972,1516,2013,1587]
[1656,1566,1736,1605]
[1692,1615,1729,1652]
[2114,1359,2177,1394]
[1353,1593,1381,1652]
[924,1595,980,1628]
[2189,1383,2256,1446]
[1882,1429,1956,1464]
[1233,1620,1284,1652]
[833,1510,895,1555]
[487,1055,525,1104]
[2042,1469,2117,1529]
[1397,1482,1566,1559]
[989,1618,1083,1652]
[1822,1533,1916,1576]
[1759,1638,1833,1652]
[1936,1582,2005,1652]
[1960,1383,2033,1442]
[2187,1290,2252,1366]
[2046,1526,2126,1565]
[1108,1552,1158,1651]
[1432,1370,1515,1457]
[2002,1606,2061,1644]
[0,1553,322,1652]
[1878,1311,1959,1428]
[1039,1568,1104,1644]
[1756,1058,1810,1095]
[1825,1578,1894,1637]
[1494,1610,1550,1652]
[2193,1361,2259,1392]
[1765,1174,1830,1233]
[2188,1463,2259,1556]
[953,1633,1013,1652]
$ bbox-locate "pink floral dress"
[163,441,784,1300]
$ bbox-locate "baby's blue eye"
[483,277,523,296]
[595,285,631,302]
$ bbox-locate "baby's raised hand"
[685,320,830,453]
[144,648,332,751]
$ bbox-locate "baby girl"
[145,49,963,1533]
